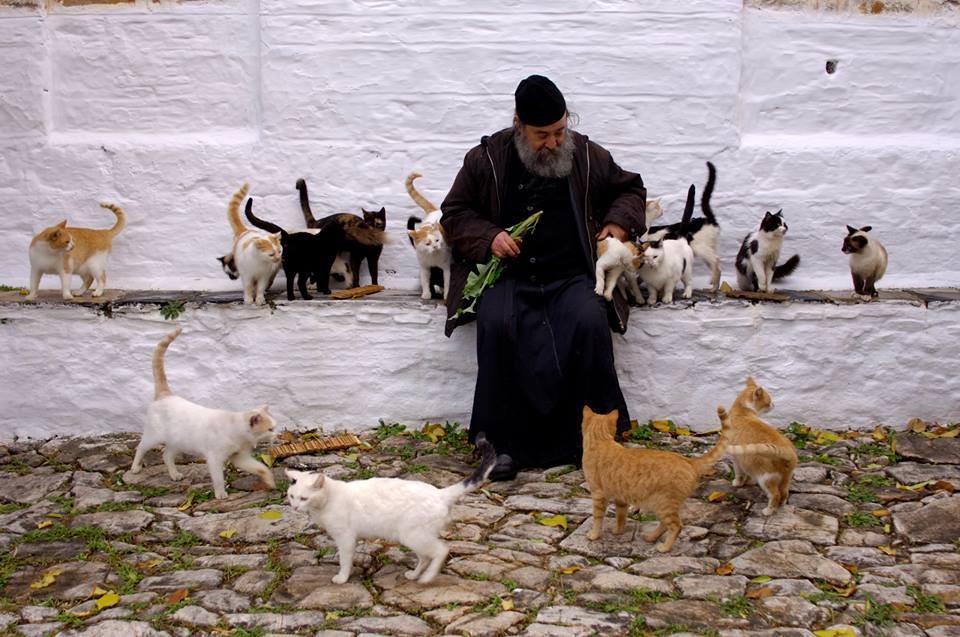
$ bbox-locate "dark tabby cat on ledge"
[296,178,387,287]
[245,198,343,300]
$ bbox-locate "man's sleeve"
[440,150,503,264]
[592,142,647,239]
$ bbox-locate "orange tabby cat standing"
[26,203,125,301]
[722,377,798,516]
[581,405,727,553]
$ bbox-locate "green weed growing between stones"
[844,511,883,529]
[907,586,946,614]
[786,422,815,448]
[159,299,186,320]
[855,595,898,627]
[719,594,752,618]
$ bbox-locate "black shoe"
[488,453,519,482]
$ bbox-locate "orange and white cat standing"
[722,377,798,516]
[581,405,727,553]
[26,203,125,301]
[225,183,282,305]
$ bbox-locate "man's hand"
[596,223,628,242]
[490,230,521,259]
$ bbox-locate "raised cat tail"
[441,433,497,503]
[405,171,438,214]
[228,183,251,237]
[680,183,696,228]
[99,203,126,237]
[296,178,320,227]
[690,407,730,477]
[773,254,800,281]
[152,327,182,400]
[701,161,717,225]
[244,198,287,238]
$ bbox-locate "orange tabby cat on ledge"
[581,405,728,553]
[26,202,125,301]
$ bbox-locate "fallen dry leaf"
[96,591,120,610]
[707,491,727,503]
[167,588,189,604]
[906,417,928,433]
[877,545,897,556]
[537,514,568,530]
[219,529,238,539]
[746,587,774,599]
[259,510,283,521]
[715,563,735,576]
[501,598,515,610]
[29,567,63,590]
[871,509,890,518]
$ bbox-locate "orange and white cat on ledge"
[26,202,125,301]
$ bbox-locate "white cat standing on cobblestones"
[129,327,277,499]
[285,433,496,584]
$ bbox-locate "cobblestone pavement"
[0,422,958,637]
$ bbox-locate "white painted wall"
[1,1,959,439]
[2,297,957,439]
[1,1,958,292]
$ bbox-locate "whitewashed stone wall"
[2,297,958,439]
[1,1,959,438]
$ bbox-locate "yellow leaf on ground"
[871,426,888,442]
[936,427,960,438]
[537,514,568,530]
[871,509,890,517]
[501,599,515,610]
[877,545,897,556]
[167,588,189,604]
[651,420,673,433]
[29,568,63,590]
[883,523,891,533]
[90,586,109,597]
[907,418,928,433]
[720,281,734,293]
[177,492,195,511]
[675,427,692,436]
[421,423,446,443]
[259,453,275,468]
[750,576,773,583]
[814,629,857,637]
[96,591,120,610]
[219,529,238,539]
[302,432,322,440]
[897,480,932,492]
[259,510,283,521]
[831,584,857,597]
[36,520,53,529]
[715,563,735,576]
[707,491,727,503]
[814,430,842,444]
[560,566,581,575]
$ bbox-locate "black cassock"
[467,161,630,469]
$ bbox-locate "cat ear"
[56,220,68,228]
[378,207,385,214]
[846,225,858,235]
[860,225,872,233]
[582,405,595,419]
[284,468,302,482]
[776,209,783,216]
[745,376,756,387]
[260,404,270,413]
[312,473,325,489]
[763,211,772,218]
[249,413,263,428]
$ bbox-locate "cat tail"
[701,161,717,225]
[244,198,287,238]
[99,203,126,237]
[726,443,795,462]
[690,407,730,477]
[406,216,422,247]
[152,327,182,400]
[772,254,800,280]
[405,171,438,214]
[296,178,320,227]
[441,432,497,503]
[680,184,696,228]
[228,183,251,238]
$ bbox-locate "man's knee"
[571,297,608,334]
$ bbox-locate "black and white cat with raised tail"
[735,210,800,293]
[642,161,722,291]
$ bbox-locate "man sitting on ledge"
[441,74,647,481]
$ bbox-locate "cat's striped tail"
[152,327,182,400]
[442,433,497,503]
[405,171,438,214]
[726,443,795,462]
[691,406,730,477]
[99,203,126,237]
[228,183,251,238]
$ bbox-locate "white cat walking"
[130,328,277,500]
[637,238,694,304]
[285,434,497,585]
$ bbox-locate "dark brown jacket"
[440,128,647,336]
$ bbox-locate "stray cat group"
[26,159,886,302]
[130,324,798,583]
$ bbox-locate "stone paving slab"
[0,422,958,636]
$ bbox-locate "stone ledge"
[2,287,958,309]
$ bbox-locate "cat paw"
[403,570,420,581]
[92,290,104,298]
[331,573,349,584]
[731,477,746,487]
[214,490,229,500]
[682,289,693,299]
[655,541,674,553]
[129,464,142,474]
[420,291,432,300]
[612,525,627,535]
[586,529,602,541]
[261,473,276,489]
[62,293,74,300]
[168,471,185,481]
[762,506,776,516]
[594,283,605,296]
[25,293,37,301]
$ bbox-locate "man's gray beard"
[513,127,575,179]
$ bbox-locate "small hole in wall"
[825,59,839,74]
